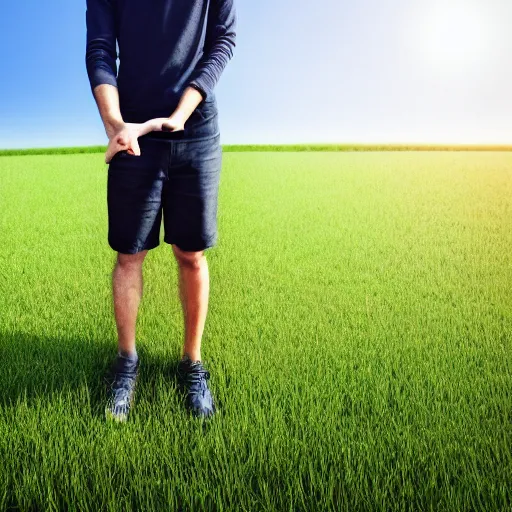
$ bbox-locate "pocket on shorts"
[107,146,153,174]
[109,149,135,163]
[109,138,153,165]
[195,97,218,122]
[184,102,220,139]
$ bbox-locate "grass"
[0,150,511,511]
[1,143,512,156]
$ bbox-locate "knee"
[116,250,148,270]
[172,244,205,270]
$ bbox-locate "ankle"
[118,347,138,360]
[182,351,201,363]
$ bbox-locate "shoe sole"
[105,370,139,423]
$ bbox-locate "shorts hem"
[163,236,217,252]
[109,240,161,254]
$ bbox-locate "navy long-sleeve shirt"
[85,0,236,123]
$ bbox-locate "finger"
[105,144,116,163]
[105,141,128,163]
[105,146,119,163]
[130,138,141,156]
[161,120,176,132]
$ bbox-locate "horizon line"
[1,142,512,156]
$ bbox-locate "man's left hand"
[161,113,186,133]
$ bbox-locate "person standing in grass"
[85,0,236,422]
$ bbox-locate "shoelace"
[179,364,215,415]
[180,366,210,394]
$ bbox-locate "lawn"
[0,150,510,511]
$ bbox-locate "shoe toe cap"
[190,393,216,417]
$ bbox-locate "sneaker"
[177,355,216,418]
[105,353,140,423]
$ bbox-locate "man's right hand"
[105,121,149,164]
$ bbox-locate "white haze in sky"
[0,0,510,146]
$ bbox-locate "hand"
[104,115,186,164]
[160,112,186,134]
[104,121,151,164]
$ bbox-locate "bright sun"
[410,0,494,77]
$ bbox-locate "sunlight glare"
[411,0,494,77]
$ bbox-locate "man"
[85,0,236,422]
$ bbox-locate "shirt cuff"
[89,68,118,91]
[188,82,208,102]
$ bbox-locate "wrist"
[105,118,124,138]
[142,118,164,133]
[169,110,188,125]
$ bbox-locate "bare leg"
[172,245,210,362]
[112,250,148,355]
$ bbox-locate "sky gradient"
[0,0,510,148]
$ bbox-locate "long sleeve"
[85,0,118,92]
[187,0,237,102]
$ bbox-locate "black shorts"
[107,99,222,254]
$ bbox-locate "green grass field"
[0,150,511,511]
[1,143,512,156]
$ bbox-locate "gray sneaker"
[177,355,216,419]
[105,353,140,423]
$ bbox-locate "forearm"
[92,84,124,138]
[186,0,236,101]
[94,83,202,131]
[86,0,120,138]
[171,86,204,123]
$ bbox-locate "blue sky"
[1,0,511,148]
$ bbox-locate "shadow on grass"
[0,330,185,419]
